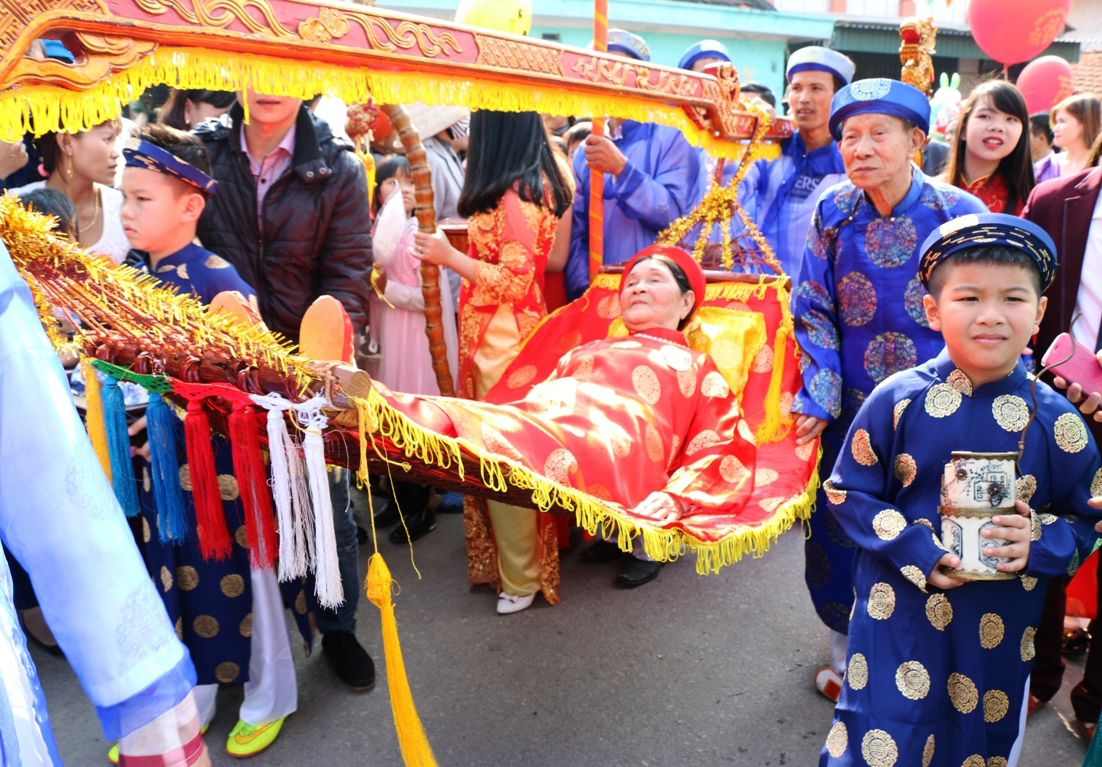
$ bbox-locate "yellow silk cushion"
[608,307,767,400]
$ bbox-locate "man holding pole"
[564,29,701,301]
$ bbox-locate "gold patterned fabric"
[458,186,556,401]
[379,330,758,574]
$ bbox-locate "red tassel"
[229,402,278,571]
[184,399,233,560]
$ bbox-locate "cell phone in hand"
[1041,333,1102,398]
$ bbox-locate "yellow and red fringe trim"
[351,384,815,576]
[0,46,777,163]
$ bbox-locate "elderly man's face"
[838,113,924,191]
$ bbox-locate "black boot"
[388,482,436,544]
[321,631,375,691]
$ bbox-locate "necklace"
[77,186,101,239]
[632,332,690,349]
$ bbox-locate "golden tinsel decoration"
[658,102,784,276]
[0,195,311,389]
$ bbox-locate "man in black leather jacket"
[195,95,372,344]
[195,91,376,693]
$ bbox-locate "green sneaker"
[226,716,286,758]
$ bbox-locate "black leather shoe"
[321,631,375,691]
[615,557,663,588]
[579,539,626,564]
[372,499,400,528]
[388,507,437,544]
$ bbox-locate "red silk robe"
[375,326,758,551]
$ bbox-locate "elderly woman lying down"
[367,245,759,601]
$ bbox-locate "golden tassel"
[365,554,438,767]
[81,358,113,482]
[359,151,376,212]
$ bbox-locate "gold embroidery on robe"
[896,660,930,700]
[926,593,952,630]
[860,729,898,767]
[992,395,1029,432]
[1054,412,1089,453]
[868,582,895,620]
[826,721,848,757]
[979,613,1004,649]
[983,689,1009,722]
[925,383,961,418]
[848,653,869,689]
[948,672,979,714]
[873,510,906,540]
[852,428,878,466]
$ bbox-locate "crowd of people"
[4,22,1102,767]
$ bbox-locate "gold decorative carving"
[635,67,697,98]
[0,0,101,51]
[349,16,461,57]
[571,55,629,87]
[299,8,349,43]
[134,0,296,37]
[477,35,561,76]
[899,16,937,97]
[131,0,460,56]
[7,35,155,90]
[698,62,743,138]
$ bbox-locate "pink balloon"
[968,0,1070,65]
[1016,56,1075,113]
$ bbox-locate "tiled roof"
[1073,47,1102,95]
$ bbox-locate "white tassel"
[265,404,299,577]
[250,393,316,582]
[287,423,315,574]
[299,399,344,609]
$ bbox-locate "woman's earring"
[65,158,74,180]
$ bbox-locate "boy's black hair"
[564,121,592,149]
[130,122,214,197]
[18,187,76,237]
[741,82,777,108]
[926,244,1043,299]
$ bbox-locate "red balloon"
[968,0,1070,65]
[1016,56,1075,113]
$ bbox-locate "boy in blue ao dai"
[820,214,1102,766]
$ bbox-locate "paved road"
[37,501,1091,766]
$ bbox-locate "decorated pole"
[380,104,455,397]
[588,0,607,281]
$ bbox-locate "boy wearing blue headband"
[120,124,253,304]
[117,123,310,759]
[818,213,1101,765]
